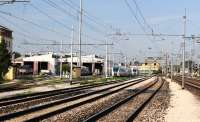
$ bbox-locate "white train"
[112,66,138,77]
[111,66,130,77]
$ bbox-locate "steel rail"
[174,77,200,89]
[83,77,159,122]
[0,78,147,121]
[125,78,164,122]
[0,80,124,107]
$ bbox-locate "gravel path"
[165,78,200,122]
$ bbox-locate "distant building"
[0,25,12,52]
[66,55,104,75]
[15,53,104,76]
[22,53,60,75]
[0,25,14,80]
[139,57,161,75]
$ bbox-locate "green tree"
[62,64,70,74]
[13,51,21,58]
[0,40,11,81]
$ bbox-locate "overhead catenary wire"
[0,10,68,37]
[0,3,63,42]
[131,0,153,32]
[43,0,106,35]
[64,0,115,32]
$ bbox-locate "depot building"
[16,53,104,76]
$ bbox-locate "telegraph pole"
[60,40,63,79]
[171,54,173,81]
[78,0,83,68]
[70,26,74,84]
[125,56,127,68]
[191,35,195,77]
[105,39,108,78]
[165,52,168,76]
[182,9,187,89]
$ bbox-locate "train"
[112,66,139,77]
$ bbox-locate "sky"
[1,0,200,62]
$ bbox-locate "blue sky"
[0,0,200,62]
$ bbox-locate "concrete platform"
[165,78,200,122]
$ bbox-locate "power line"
[0,10,68,37]
[0,0,29,5]
[22,42,114,46]
[0,15,59,43]
[31,1,104,41]
[30,3,73,31]
[43,0,106,35]
[62,0,115,32]
[132,0,153,32]
[124,0,147,33]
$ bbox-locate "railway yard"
[0,76,199,122]
[2,1,200,122]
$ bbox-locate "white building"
[17,53,104,75]
[22,53,60,75]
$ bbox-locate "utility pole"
[105,39,108,78]
[112,46,115,67]
[60,40,63,79]
[171,54,173,81]
[108,49,111,76]
[125,56,127,68]
[171,41,173,81]
[70,26,74,84]
[191,35,195,77]
[78,0,83,68]
[165,52,168,76]
[182,9,186,89]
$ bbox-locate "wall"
[4,67,15,81]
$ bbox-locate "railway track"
[0,79,127,107]
[174,76,200,89]
[0,77,147,122]
[84,77,163,122]
[0,78,144,115]
[36,77,157,122]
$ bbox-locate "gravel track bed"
[0,90,89,115]
[42,79,154,122]
[133,79,169,122]
[6,79,143,122]
[43,78,155,122]
[97,80,161,122]
[0,81,126,115]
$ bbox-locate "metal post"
[191,36,195,77]
[60,40,63,79]
[171,54,173,81]
[182,9,186,89]
[165,52,168,76]
[70,26,74,84]
[125,56,127,68]
[105,39,108,78]
[108,50,110,76]
[78,0,83,68]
